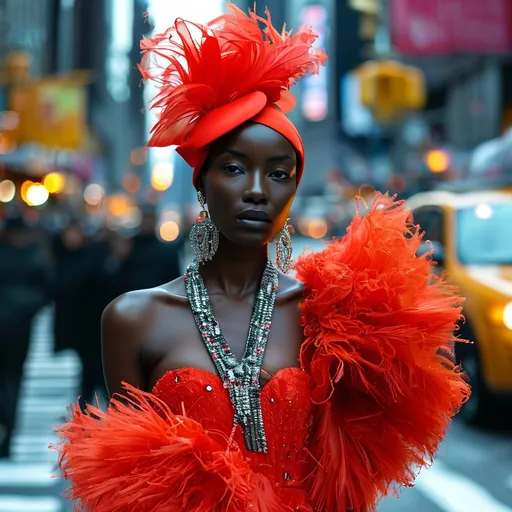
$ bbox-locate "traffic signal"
[357,60,426,122]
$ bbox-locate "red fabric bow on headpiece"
[139,4,327,185]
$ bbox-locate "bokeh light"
[107,193,133,217]
[0,180,16,203]
[475,203,493,220]
[425,150,450,173]
[84,184,105,206]
[159,220,180,242]
[122,173,141,194]
[308,219,328,239]
[43,172,66,194]
[151,162,174,191]
[25,183,50,206]
[130,147,147,166]
[20,181,34,204]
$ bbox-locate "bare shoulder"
[103,277,186,326]
[276,272,305,305]
[102,289,157,331]
[102,277,187,333]
[101,277,189,394]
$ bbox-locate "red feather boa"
[52,384,284,512]
[296,193,470,512]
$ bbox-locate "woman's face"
[200,122,297,247]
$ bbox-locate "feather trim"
[139,3,327,148]
[51,383,284,512]
[295,193,470,512]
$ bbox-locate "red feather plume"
[51,383,285,512]
[295,193,471,512]
[139,3,327,148]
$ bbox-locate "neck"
[198,233,268,298]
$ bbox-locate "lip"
[236,209,272,223]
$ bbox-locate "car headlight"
[503,302,512,330]
[488,302,512,330]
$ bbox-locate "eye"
[270,169,291,180]
[223,163,243,175]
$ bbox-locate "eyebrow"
[221,148,295,164]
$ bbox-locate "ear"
[195,170,207,203]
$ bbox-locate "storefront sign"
[390,0,512,55]
[9,78,86,149]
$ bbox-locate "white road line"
[9,307,81,468]
[0,462,55,487]
[505,475,512,490]
[0,496,61,512]
[415,460,512,512]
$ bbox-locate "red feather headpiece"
[139,3,327,185]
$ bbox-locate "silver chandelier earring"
[274,219,294,273]
[190,191,219,264]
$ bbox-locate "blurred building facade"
[390,0,512,150]
[0,0,57,76]
[0,0,148,191]
[343,0,512,193]
[62,0,148,190]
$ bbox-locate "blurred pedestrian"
[51,221,108,412]
[0,216,50,458]
[114,205,181,295]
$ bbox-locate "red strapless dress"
[53,195,470,512]
[154,367,314,510]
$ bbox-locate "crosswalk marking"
[415,460,512,512]
[10,308,80,465]
[0,307,80,511]
[0,462,55,487]
[0,496,61,512]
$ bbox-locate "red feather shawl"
[296,193,470,511]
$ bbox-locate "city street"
[0,238,511,512]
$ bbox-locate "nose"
[242,170,268,205]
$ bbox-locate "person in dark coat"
[115,206,182,295]
[0,216,50,458]
[52,222,108,412]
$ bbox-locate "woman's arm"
[101,291,148,396]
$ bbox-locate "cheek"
[271,196,294,235]
[203,177,238,223]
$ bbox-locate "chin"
[230,231,271,247]
[221,223,273,247]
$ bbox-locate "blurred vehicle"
[407,187,512,424]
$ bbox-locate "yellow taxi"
[407,188,512,424]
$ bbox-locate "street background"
[2,0,512,510]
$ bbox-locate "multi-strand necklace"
[184,258,279,453]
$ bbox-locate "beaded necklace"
[184,258,279,453]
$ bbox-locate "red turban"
[139,4,327,186]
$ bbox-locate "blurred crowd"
[0,207,183,459]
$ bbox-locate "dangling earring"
[274,219,294,273]
[190,191,219,264]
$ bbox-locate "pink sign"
[390,0,512,55]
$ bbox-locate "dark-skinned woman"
[53,5,469,512]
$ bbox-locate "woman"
[54,5,469,512]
